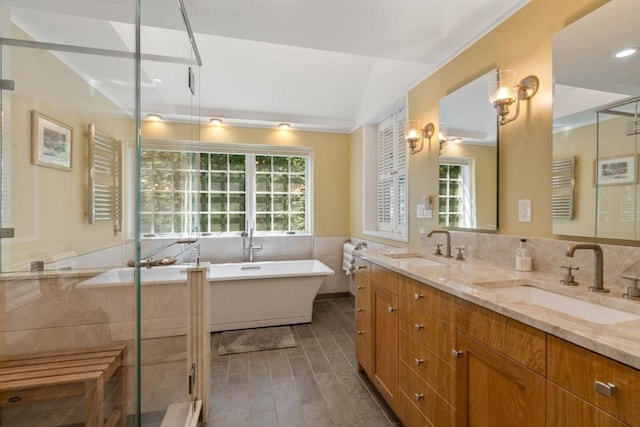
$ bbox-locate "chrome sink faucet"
[565,243,608,293]
[428,230,452,258]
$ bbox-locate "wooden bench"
[0,344,127,427]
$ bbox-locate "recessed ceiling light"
[615,48,638,58]
[210,118,223,126]
[147,114,163,122]
[278,123,291,131]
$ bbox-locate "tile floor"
[204,297,401,427]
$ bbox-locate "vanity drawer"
[371,263,398,294]
[547,335,640,426]
[399,360,455,427]
[353,257,371,281]
[546,381,629,427]
[456,298,545,375]
[399,331,455,404]
[399,276,455,324]
[400,299,455,362]
[354,274,370,308]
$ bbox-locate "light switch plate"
[518,199,532,222]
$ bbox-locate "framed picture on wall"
[594,155,637,186]
[31,110,73,171]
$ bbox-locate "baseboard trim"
[315,291,351,300]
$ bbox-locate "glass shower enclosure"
[595,96,640,239]
[0,1,202,425]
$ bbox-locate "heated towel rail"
[552,157,576,220]
[88,124,122,234]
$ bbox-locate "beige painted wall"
[553,123,597,237]
[555,115,640,240]
[349,0,608,250]
[142,122,351,237]
[5,26,134,271]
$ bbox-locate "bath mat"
[217,326,297,355]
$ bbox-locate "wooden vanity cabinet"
[546,335,640,427]
[353,258,372,375]
[370,264,399,409]
[454,298,546,427]
[353,260,640,427]
[397,276,456,427]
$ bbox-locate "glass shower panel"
[595,97,640,239]
[0,1,137,427]
[138,0,203,424]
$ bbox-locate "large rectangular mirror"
[438,69,498,231]
[552,0,640,239]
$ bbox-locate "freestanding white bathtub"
[209,260,334,332]
[77,259,335,332]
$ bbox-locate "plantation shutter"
[376,108,407,234]
[395,111,408,235]
[377,116,394,231]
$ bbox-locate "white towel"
[342,243,356,275]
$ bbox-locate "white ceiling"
[4,0,530,133]
[552,0,640,131]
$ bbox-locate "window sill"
[362,229,408,243]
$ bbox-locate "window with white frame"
[362,107,408,240]
[140,144,311,235]
[438,157,475,228]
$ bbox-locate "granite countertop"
[355,248,640,370]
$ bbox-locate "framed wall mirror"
[438,69,498,231]
[552,0,640,239]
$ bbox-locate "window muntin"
[140,149,310,235]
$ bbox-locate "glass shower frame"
[0,0,202,425]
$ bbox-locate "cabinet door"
[455,331,545,427]
[373,284,398,407]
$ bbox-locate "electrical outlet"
[518,199,532,222]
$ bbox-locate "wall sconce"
[487,69,539,125]
[210,118,223,126]
[278,123,291,131]
[438,123,448,154]
[405,120,434,154]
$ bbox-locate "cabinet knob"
[387,306,396,313]
[413,358,424,366]
[357,285,363,290]
[413,293,424,300]
[451,349,464,358]
[357,330,366,335]
[357,307,364,312]
[414,393,424,401]
[358,265,367,270]
[594,381,617,397]
[414,323,424,331]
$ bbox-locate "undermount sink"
[483,284,640,325]
[384,253,444,268]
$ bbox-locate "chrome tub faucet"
[242,226,263,262]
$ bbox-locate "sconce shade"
[405,120,433,154]
[488,69,517,106]
[438,122,448,142]
[488,69,539,125]
[406,120,421,143]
